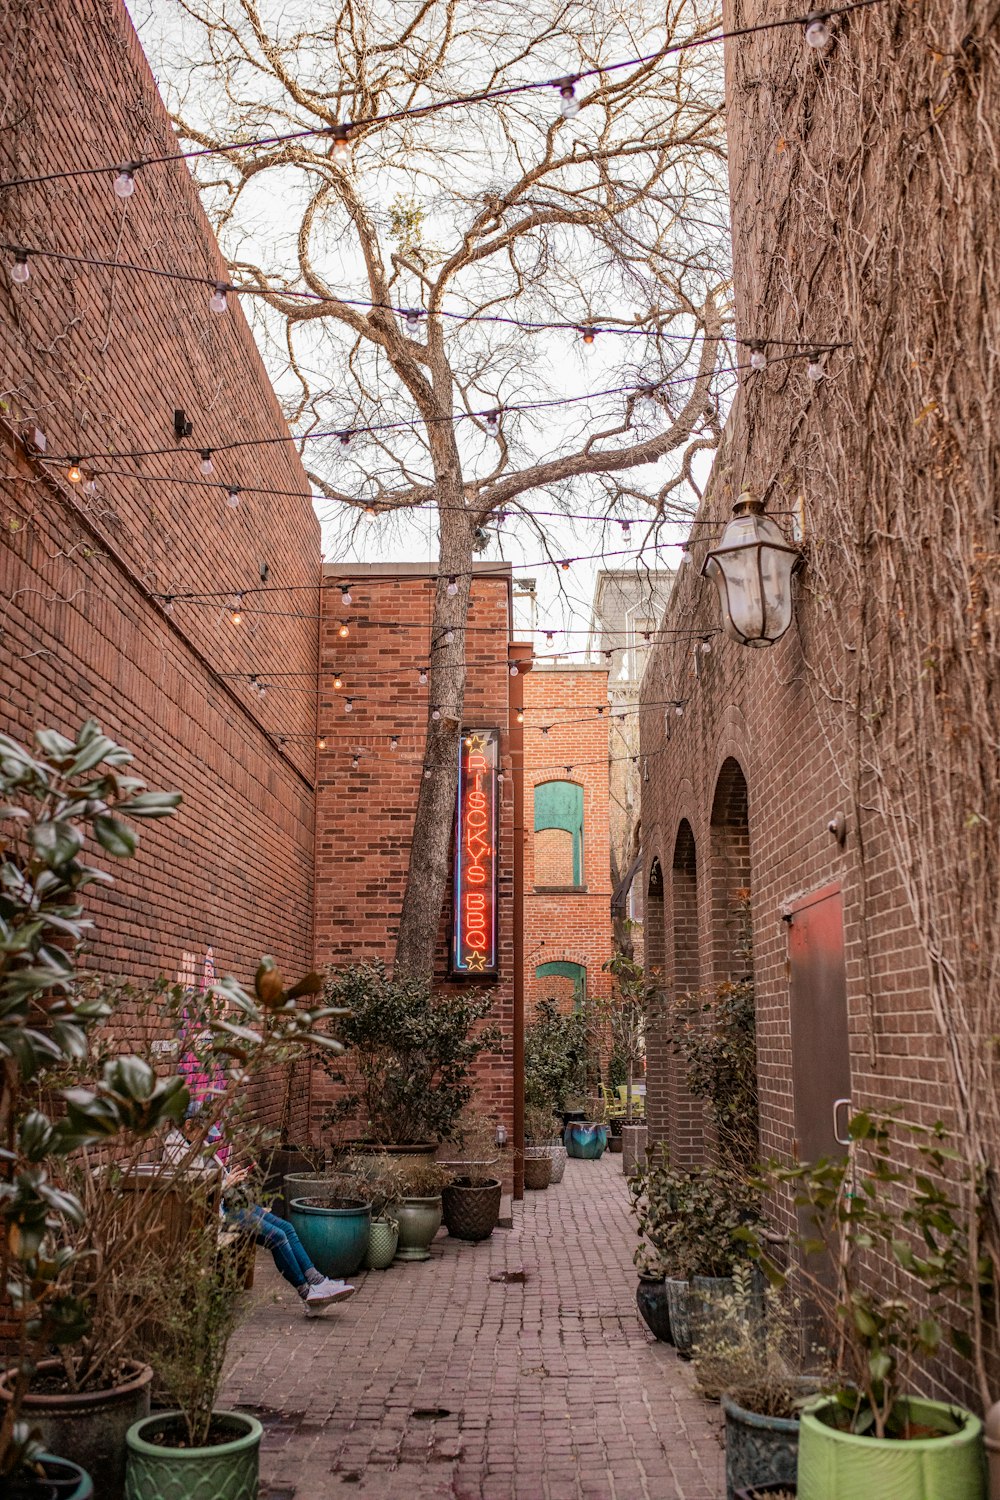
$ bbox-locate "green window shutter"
[533,781,583,886]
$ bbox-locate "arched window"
[535,959,587,1010]
[533,780,584,888]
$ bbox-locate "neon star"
[465,952,487,971]
[465,732,488,753]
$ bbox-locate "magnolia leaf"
[92,814,137,858]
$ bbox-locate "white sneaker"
[317,1278,355,1301]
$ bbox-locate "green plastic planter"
[289,1196,371,1277]
[797,1395,986,1500]
[125,1411,262,1500]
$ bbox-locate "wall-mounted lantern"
[701,493,799,647]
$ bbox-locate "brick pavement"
[223,1154,724,1500]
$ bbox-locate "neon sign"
[451,727,499,977]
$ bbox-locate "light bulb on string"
[352,753,360,769]
[67,459,83,484]
[446,576,458,596]
[516,709,524,724]
[344,698,354,714]
[229,594,244,626]
[804,11,831,48]
[163,596,175,617]
[83,476,98,497]
[338,621,350,638]
[464,735,473,748]
[340,586,352,605]
[10,250,30,285]
[317,737,327,751]
[404,309,423,335]
[390,736,399,751]
[509,663,519,677]
[560,560,571,571]
[424,766,432,779]
[338,432,352,448]
[225,486,241,509]
[621,520,631,538]
[209,282,229,314]
[419,667,428,685]
[540,726,550,736]
[700,638,712,654]
[485,409,501,438]
[580,326,597,346]
[431,705,441,721]
[199,450,215,476]
[333,673,344,690]
[679,542,691,566]
[444,629,455,644]
[675,703,684,717]
[331,123,352,159]
[748,341,768,372]
[113,165,137,199]
[545,631,554,645]
[558,80,580,118]
[807,352,825,383]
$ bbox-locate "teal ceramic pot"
[563,1122,608,1159]
[289,1196,371,1277]
[9,1454,94,1499]
[797,1395,985,1500]
[125,1411,262,1500]
[723,1394,801,1500]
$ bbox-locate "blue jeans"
[228,1206,314,1288]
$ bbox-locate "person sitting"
[162,1104,354,1315]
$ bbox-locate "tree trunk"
[394,460,475,981]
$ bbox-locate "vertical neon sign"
[451,727,499,977]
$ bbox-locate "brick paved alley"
[223,1155,724,1500]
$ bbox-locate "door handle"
[832,1097,851,1146]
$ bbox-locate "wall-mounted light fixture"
[701,493,799,647]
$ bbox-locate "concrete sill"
[533,885,588,894]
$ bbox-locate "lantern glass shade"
[702,497,798,646]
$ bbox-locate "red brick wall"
[0,3,320,1137]
[311,564,515,1152]
[523,666,614,1028]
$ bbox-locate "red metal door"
[786,883,852,1165]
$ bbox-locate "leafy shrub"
[524,996,591,1112]
[630,1145,762,1280]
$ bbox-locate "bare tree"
[146,0,728,979]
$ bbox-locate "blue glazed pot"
[563,1122,609,1159]
[289,1196,371,1277]
[9,1454,93,1499]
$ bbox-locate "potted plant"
[440,1108,503,1240]
[563,1095,609,1161]
[288,1194,371,1278]
[0,723,184,1499]
[394,1161,454,1261]
[322,962,500,1153]
[747,1112,988,1500]
[630,1147,761,1358]
[523,1105,556,1189]
[690,1266,821,1499]
[634,1245,673,1344]
[525,998,592,1128]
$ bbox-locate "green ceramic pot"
[366,1216,399,1268]
[394,1196,442,1261]
[124,1410,262,1500]
[289,1196,371,1277]
[797,1395,985,1500]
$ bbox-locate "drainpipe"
[509,639,532,1200]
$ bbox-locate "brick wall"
[523,665,614,1032]
[311,564,515,1153]
[0,1,320,1138]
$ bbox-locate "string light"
[419,668,429,684]
[209,282,229,314]
[516,709,524,723]
[66,459,83,484]
[424,766,432,779]
[83,476,98,496]
[352,753,360,768]
[700,638,712,654]
[10,249,29,284]
[339,432,353,448]
[390,736,399,750]
[163,596,175,617]
[444,629,455,644]
[561,560,571,571]
[807,352,825,382]
[679,542,691,566]
[485,409,501,438]
[113,165,137,198]
[804,10,832,46]
[580,326,597,345]
[509,663,519,676]
[432,705,441,720]
[403,309,423,335]
[344,697,354,713]
[340,585,352,605]
[558,80,580,118]
[200,450,215,476]
[229,594,244,625]
[317,736,327,750]
[748,341,768,372]
[545,631,554,645]
[225,486,241,509]
[338,621,350,638]
[331,123,352,159]
[447,576,458,596]
[333,673,344,689]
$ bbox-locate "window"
[535,960,587,1010]
[533,780,584,887]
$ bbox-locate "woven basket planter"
[442,1178,503,1240]
[544,1144,568,1184]
[523,1149,552,1190]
